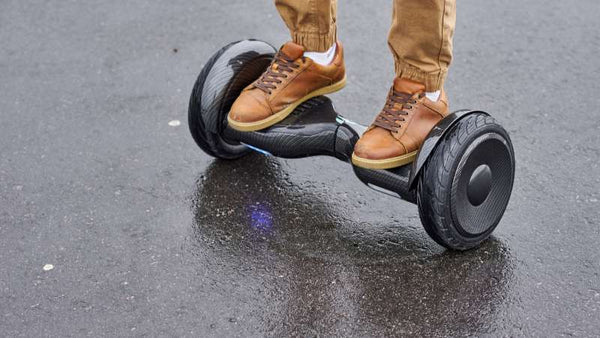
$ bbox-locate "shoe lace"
[254,52,304,94]
[373,88,425,133]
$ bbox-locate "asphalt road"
[1,0,599,336]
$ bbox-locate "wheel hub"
[467,164,492,206]
[451,132,514,237]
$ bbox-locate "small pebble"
[43,264,54,271]
[168,120,181,127]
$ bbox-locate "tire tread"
[418,113,504,250]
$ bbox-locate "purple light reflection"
[248,203,273,233]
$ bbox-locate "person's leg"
[275,0,337,52]
[388,0,456,92]
[352,0,456,169]
[228,0,345,132]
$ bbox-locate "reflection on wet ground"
[191,155,514,336]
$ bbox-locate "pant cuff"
[291,29,336,52]
[394,59,447,92]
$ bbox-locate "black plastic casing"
[224,96,483,204]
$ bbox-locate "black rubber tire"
[188,40,275,159]
[188,42,232,158]
[417,113,515,250]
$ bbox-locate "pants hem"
[291,29,336,52]
[394,59,447,92]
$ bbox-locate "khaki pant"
[274,0,456,91]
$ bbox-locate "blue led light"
[242,143,272,156]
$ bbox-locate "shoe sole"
[227,76,347,132]
[351,150,418,170]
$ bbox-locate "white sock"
[425,90,441,102]
[303,43,337,66]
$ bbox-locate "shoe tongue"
[393,78,426,95]
[280,42,305,60]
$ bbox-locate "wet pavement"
[1,0,599,336]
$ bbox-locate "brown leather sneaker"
[228,41,346,131]
[352,78,449,170]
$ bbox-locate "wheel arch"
[188,39,276,159]
[408,110,490,189]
